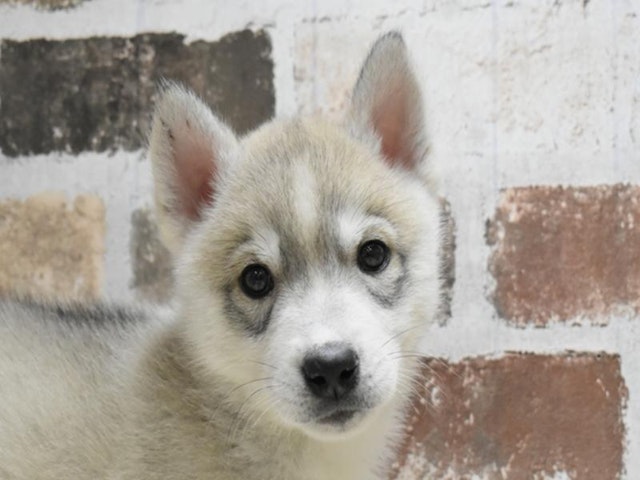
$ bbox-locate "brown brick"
[130,208,173,302]
[392,353,626,480]
[0,193,104,300]
[487,185,640,326]
[0,30,274,156]
[0,0,86,9]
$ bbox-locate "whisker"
[234,395,275,443]
[394,361,451,403]
[244,360,278,370]
[226,377,274,398]
[390,354,451,385]
[227,385,275,441]
[205,376,275,428]
[427,357,464,380]
[396,376,438,416]
[388,352,424,358]
[238,395,281,442]
[232,383,290,444]
[379,325,423,349]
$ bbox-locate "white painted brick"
[614,1,640,158]
[294,8,495,158]
[294,22,371,118]
[494,1,615,158]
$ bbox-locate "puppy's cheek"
[268,385,310,425]
[261,337,309,423]
[362,357,399,405]
[354,321,399,385]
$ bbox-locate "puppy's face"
[149,33,440,439]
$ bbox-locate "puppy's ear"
[148,83,238,253]
[349,32,429,176]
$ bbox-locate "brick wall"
[1,1,638,478]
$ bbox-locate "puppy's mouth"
[316,408,358,425]
[300,404,378,439]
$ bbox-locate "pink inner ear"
[173,130,217,221]
[372,85,414,171]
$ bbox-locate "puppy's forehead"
[217,118,409,270]
[290,161,319,236]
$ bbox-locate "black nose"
[301,343,359,400]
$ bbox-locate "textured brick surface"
[130,208,173,302]
[0,0,86,9]
[494,1,614,157]
[487,185,640,326]
[0,30,274,156]
[0,193,104,300]
[393,353,626,480]
[438,199,456,324]
[294,22,368,119]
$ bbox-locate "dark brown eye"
[240,264,274,299]
[357,240,390,273]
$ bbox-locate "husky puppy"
[0,32,440,479]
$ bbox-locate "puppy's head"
[149,32,440,440]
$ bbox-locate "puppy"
[0,32,441,479]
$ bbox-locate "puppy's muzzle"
[301,342,359,401]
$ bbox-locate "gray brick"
[130,208,173,302]
[0,30,274,156]
[438,199,456,324]
[0,0,86,9]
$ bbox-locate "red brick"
[487,185,640,326]
[392,353,626,480]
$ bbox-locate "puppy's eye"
[240,264,274,299]
[357,240,390,274]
